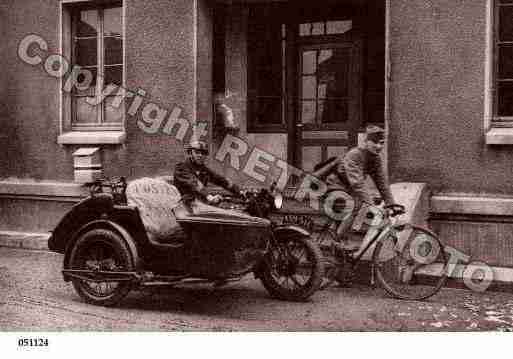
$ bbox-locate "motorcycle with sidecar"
[48,177,323,306]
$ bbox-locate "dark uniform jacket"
[173,159,239,202]
[325,147,394,206]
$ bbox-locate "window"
[63,1,124,132]
[299,20,352,37]
[247,5,286,132]
[299,46,351,126]
[493,0,513,126]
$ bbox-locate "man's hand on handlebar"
[384,203,406,217]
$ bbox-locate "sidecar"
[48,177,271,306]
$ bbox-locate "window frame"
[60,0,125,136]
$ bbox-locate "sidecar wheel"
[260,234,323,301]
[68,228,134,306]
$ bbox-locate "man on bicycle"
[313,125,397,251]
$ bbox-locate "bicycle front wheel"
[373,225,448,301]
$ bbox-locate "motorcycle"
[48,177,323,306]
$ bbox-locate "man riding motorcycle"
[174,140,244,213]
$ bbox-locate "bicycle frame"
[336,205,402,268]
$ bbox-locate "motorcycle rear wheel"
[68,228,134,306]
[260,234,323,301]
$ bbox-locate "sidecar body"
[48,180,271,283]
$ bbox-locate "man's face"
[190,149,208,165]
[365,139,385,155]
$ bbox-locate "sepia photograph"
[1,0,513,355]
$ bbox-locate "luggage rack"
[86,176,128,204]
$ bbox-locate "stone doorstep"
[0,231,51,251]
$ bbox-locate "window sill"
[485,127,513,144]
[58,131,126,145]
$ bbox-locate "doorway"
[295,39,362,172]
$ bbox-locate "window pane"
[326,20,353,35]
[318,83,327,99]
[253,97,282,124]
[75,38,97,66]
[302,76,316,99]
[311,22,324,35]
[301,100,316,124]
[105,37,123,65]
[299,23,311,36]
[104,65,122,86]
[500,0,513,4]
[499,44,513,78]
[75,97,98,124]
[76,10,98,37]
[499,6,513,42]
[318,49,333,64]
[318,48,350,98]
[498,82,513,116]
[302,51,316,74]
[104,96,124,123]
[319,100,347,123]
[104,7,122,36]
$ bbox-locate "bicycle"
[311,202,449,301]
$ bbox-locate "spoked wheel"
[373,225,448,301]
[260,234,323,301]
[68,228,134,306]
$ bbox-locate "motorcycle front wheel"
[260,233,323,301]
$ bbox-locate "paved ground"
[1,247,513,331]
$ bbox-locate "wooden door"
[294,41,362,172]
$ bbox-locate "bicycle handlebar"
[362,202,406,218]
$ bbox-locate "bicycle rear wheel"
[373,225,448,301]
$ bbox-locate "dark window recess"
[213,3,226,94]
[495,1,513,119]
[247,5,285,131]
